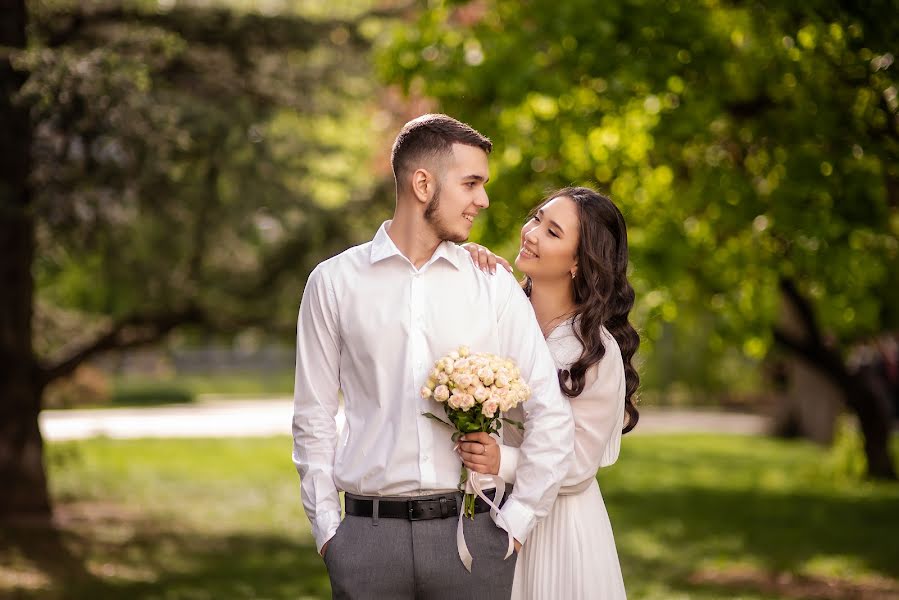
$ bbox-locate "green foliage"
[19,0,392,362]
[823,416,890,482]
[111,370,295,404]
[378,0,899,392]
[108,382,195,407]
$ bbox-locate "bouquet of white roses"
[421,345,529,519]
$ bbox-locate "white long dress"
[499,320,627,600]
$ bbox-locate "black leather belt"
[345,489,499,521]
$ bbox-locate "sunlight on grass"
[601,433,899,599]
[1,433,897,599]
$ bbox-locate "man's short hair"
[391,114,492,184]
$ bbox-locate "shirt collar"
[369,220,463,271]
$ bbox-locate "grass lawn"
[1,433,897,599]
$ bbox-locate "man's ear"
[412,168,433,204]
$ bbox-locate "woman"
[459,186,639,599]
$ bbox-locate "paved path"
[39,396,770,441]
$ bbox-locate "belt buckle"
[407,498,424,521]
[407,496,455,521]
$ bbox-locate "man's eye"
[550,230,559,238]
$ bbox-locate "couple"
[292,114,639,599]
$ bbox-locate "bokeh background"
[2,1,898,598]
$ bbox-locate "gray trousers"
[324,492,518,599]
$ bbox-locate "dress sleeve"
[563,330,626,486]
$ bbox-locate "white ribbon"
[456,471,515,572]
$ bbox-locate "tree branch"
[39,305,207,384]
[724,95,776,120]
[37,2,414,50]
[772,325,862,414]
[778,277,823,346]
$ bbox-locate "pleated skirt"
[511,479,626,599]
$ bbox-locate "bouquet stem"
[459,466,477,519]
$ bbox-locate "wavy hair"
[523,187,640,434]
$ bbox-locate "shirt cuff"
[498,444,520,484]
[497,496,536,545]
[313,510,342,554]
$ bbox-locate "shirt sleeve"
[492,272,575,544]
[498,443,521,483]
[563,332,626,487]
[292,265,342,553]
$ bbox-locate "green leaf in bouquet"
[422,412,454,429]
[501,417,525,431]
[447,407,481,433]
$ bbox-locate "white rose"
[519,384,531,402]
[448,388,466,408]
[450,351,460,360]
[420,386,433,400]
[495,374,510,388]
[459,393,476,411]
[434,385,450,402]
[481,399,499,418]
[457,373,474,388]
[473,385,489,402]
[477,367,495,386]
[459,346,470,357]
[437,371,449,385]
[499,395,515,412]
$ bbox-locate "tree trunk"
[850,378,897,479]
[0,0,52,519]
[775,278,897,480]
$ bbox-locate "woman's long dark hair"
[523,187,640,434]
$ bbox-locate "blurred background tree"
[1,0,403,519]
[378,0,899,477]
[3,0,897,523]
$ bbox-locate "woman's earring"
[571,271,576,280]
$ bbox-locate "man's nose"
[475,190,489,209]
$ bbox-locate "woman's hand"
[461,243,513,275]
[456,432,501,475]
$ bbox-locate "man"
[293,114,574,598]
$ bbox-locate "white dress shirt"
[498,320,625,492]
[292,221,574,552]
